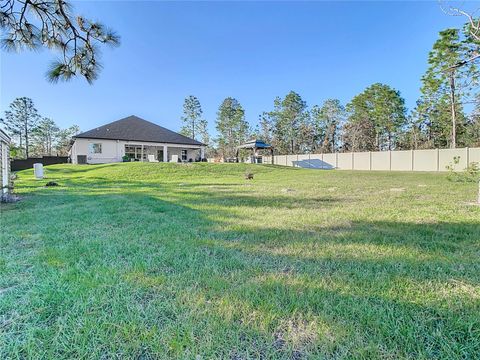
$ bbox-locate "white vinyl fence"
[263,147,480,172]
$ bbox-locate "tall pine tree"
[419,28,477,148]
[215,98,249,159]
[1,97,40,158]
[31,118,60,156]
[180,96,204,140]
[265,91,309,154]
[311,99,345,153]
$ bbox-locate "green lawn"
[1,163,479,359]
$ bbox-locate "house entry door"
[157,149,164,162]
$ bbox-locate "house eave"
[0,129,11,143]
[73,136,205,147]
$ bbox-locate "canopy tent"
[236,139,274,164]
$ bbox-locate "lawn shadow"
[2,176,479,358]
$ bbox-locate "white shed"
[0,129,11,199]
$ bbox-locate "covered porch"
[124,143,205,162]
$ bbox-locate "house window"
[89,143,102,154]
[181,149,188,161]
[125,145,146,161]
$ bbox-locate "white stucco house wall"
[69,115,205,164]
[1,129,11,198]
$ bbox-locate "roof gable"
[75,115,203,146]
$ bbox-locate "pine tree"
[180,96,204,140]
[311,99,345,153]
[1,97,40,158]
[215,98,249,159]
[56,125,81,156]
[344,83,407,151]
[32,118,60,156]
[257,113,273,145]
[420,28,477,148]
[1,0,119,83]
[265,91,309,154]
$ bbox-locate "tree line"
[3,14,480,160]
[179,23,480,158]
[1,97,80,159]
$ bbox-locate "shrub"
[244,171,254,180]
[446,156,480,182]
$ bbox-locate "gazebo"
[236,139,274,164]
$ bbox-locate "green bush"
[446,156,480,182]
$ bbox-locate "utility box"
[77,155,87,164]
[33,163,44,179]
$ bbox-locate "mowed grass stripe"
[0,163,479,359]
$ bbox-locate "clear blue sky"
[0,1,472,136]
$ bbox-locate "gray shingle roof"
[0,128,10,142]
[74,115,204,146]
[237,139,272,149]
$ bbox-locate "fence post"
[436,148,440,172]
[389,150,392,171]
[411,149,414,171]
[352,152,355,170]
[466,147,470,166]
[478,180,480,205]
[335,152,338,169]
[369,151,372,171]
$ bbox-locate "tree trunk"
[331,127,336,153]
[19,136,23,158]
[24,121,29,158]
[449,73,457,149]
[478,180,480,205]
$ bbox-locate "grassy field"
[0,163,479,359]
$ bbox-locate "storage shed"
[0,129,11,200]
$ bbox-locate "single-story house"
[70,115,205,164]
[0,129,11,198]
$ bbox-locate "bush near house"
[0,163,479,359]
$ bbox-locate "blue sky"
[0,1,472,136]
